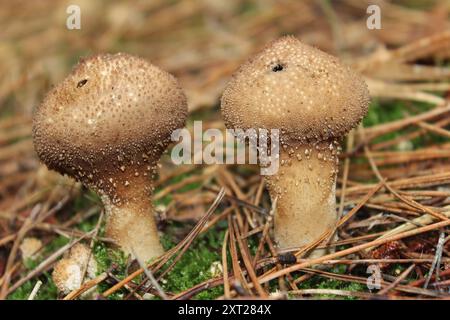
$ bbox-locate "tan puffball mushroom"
[33,53,188,261]
[52,243,98,296]
[221,36,369,255]
[20,237,43,262]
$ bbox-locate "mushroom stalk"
[265,141,338,255]
[101,178,163,262]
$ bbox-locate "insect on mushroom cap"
[32,53,187,189]
[221,36,370,142]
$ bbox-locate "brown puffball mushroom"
[221,36,369,256]
[33,53,188,261]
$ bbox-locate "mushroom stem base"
[102,195,164,262]
[265,142,338,257]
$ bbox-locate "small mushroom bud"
[52,243,98,296]
[20,237,43,262]
[33,53,188,261]
[221,37,369,255]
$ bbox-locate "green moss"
[396,0,437,10]
[295,266,367,300]
[93,242,130,300]
[178,181,202,193]
[74,190,101,209]
[93,242,127,275]
[155,194,173,207]
[363,99,445,149]
[363,100,407,145]
[7,277,58,300]
[154,167,203,206]
[363,100,406,128]
[160,227,226,299]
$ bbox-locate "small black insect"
[77,79,88,88]
[277,253,296,265]
[272,63,284,72]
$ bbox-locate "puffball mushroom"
[221,36,369,255]
[52,243,97,296]
[20,237,43,262]
[33,53,188,261]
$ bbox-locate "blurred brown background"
[2,0,449,117]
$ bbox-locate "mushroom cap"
[33,53,187,188]
[221,36,370,142]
